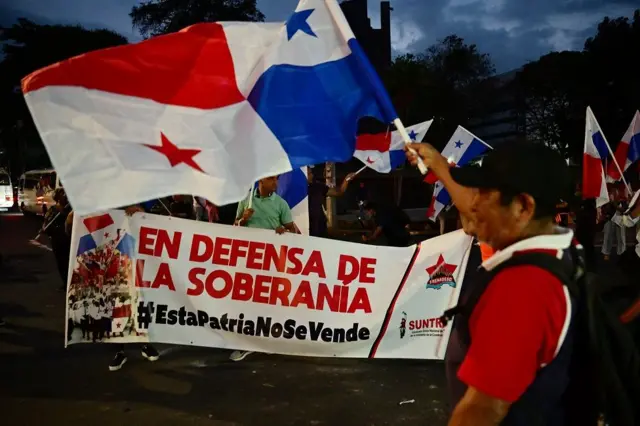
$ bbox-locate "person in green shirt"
[231,175,300,362]
[234,176,301,234]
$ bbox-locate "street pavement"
[0,212,450,426]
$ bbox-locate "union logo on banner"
[425,254,457,290]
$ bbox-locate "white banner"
[65,210,473,359]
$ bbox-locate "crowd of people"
[3,139,639,425]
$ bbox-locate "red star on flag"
[145,132,204,173]
[426,254,457,276]
[366,156,376,164]
[104,232,110,238]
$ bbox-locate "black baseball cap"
[450,142,571,207]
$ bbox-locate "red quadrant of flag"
[356,133,392,152]
[83,214,114,233]
[21,23,244,110]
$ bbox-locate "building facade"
[340,0,392,74]
[466,68,526,148]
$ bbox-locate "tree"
[422,35,495,91]
[384,35,496,149]
[0,19,128,174]
[515,9,640,162]
[583,11,640,140]
[515,51,589,160]
[130,0,265,38]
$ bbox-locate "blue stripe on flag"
[389,149,406,169]
[76,234,96,256]
[248,46,398,169]
[629,133,640,164]
[346,39,398,121]
[116,234,135,258]
[277,168,307,208]
[141,200,156,212]
[436,188,452,206]
[458,138,489,166]
[592,131,609,160]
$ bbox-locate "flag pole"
[324,0,427,175]
[247,184,254,209]
[589,107,631,194]
[394,118,428,175]
[34,211,61,240]
[158,199,172,216]
[351,165,367,178]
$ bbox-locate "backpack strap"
[441,248,581,347]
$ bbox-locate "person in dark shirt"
[306,167,355,238]
[362,202,411,247]
[575,199,598,271]
[356,182,369,225]
[43,188,73,291]
[169,195,196,220]
[217,202,238,225]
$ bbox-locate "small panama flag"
[76,213,135,258]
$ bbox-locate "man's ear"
[513,193,536,222]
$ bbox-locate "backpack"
[443,245,640,426]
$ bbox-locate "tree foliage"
[0,19,128,172]
[515,51,588,160]
[384,35,496,148]
[516,9,640,161]
[130,0,265,38]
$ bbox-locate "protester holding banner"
[405,141,600,425]
[307,167,356,238]
[106,203,161,372]
[234,176,300,235]
[231,176,300,361]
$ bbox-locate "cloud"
[387,0,638,71]
[2,0,637,72]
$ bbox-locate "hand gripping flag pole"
[324,0,428,175]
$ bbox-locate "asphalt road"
[0,212,450,426]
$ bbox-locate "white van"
[0,168,13,211]
[18,169,60,215]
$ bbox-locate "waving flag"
[354,120,433,173]
[22,0,398,216]
[277,167,309,234]
[583,107,610,207]
[607,111,640,181]
[426,126,492,221]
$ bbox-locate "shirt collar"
[254,189,274,199]
[481,228,574,271]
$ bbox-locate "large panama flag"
[22,0,400,215]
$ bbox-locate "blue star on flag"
[408,130,418,141]
[286,9,317,41]
[454,141,464,149]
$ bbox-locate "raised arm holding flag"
[422,126,493,222]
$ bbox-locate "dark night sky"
[0,0,637,72]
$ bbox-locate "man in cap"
[406,142,591,425]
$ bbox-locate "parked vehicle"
[0,168,13,211]
[18,169,60,215]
